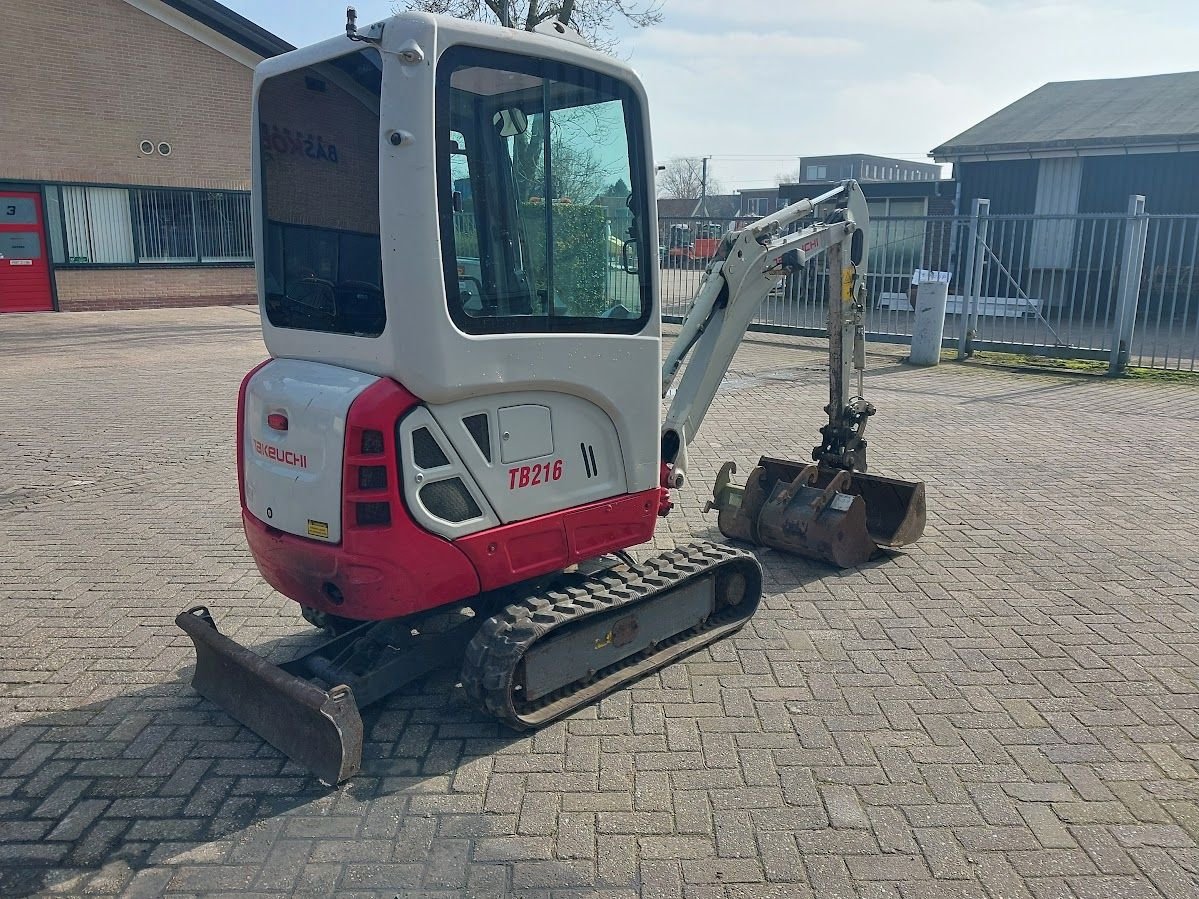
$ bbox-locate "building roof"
[804,153,940,170]
[656,194,741,219]
[932,71,1199,160]
[656,198,698,218]
[693,194,741,219]
[159,0,293,58]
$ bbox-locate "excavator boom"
[663,180,926,567]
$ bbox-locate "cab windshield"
[436,46,651,334]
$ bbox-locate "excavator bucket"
[705,457,926,569]
[176,607,364,785]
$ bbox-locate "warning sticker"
[307,519,330,539]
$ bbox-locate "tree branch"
[398,0,662,51]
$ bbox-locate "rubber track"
[460,540,762,730]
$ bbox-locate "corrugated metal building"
[800,154,941,185]
[932,71,1199,215]
[932,72,1199,311]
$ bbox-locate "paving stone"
[3,309,1199,898]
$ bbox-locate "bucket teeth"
[706,456,926,568]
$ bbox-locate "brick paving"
[2,306,1198,898]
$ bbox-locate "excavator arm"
[660,181,870,486]
[658,180,926,569]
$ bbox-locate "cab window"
[437,46,651,335]
[258,48,385,337]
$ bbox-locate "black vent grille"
[420,478,481,522]
[358,465,387,490]
[412,427,450,469]
[463,413,491,462]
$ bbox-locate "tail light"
[361,429,384,454]
[355,501,391,526]
[345,415,394,532]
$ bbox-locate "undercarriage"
[177,541,761,784]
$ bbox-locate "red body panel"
[456,489,661,591]
[240,371,479,620]
[243,508,481,620]
[235,359,272,509]
[239,365,663,621]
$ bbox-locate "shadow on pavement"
[0,632,520,897]
[0,544,840,896]
[2,322,262,357]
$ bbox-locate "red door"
[0,191,54,312]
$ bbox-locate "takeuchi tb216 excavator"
[177,9,927,784]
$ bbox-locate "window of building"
[135,189,197,263]
[46,184,252,266]
[196,191,253,262]
[743,197,771,216]
[806,165,828,181]
[60,186,135,264]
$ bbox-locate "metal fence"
[656,201,1199,373]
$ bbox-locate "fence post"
[957,198,990,359]
[1108,194,1148,375]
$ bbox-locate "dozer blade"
[705,457,926,569]
[176,606,363,785]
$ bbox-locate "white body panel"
[251,14,663,502]
[397,406,501,539]
[428,390,627,526]
[243,359,379,542]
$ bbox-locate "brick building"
[0,0,291,313]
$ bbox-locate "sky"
[223,0,1199,191]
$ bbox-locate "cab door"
[0,191,54,312]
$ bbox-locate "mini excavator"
[177,9,926,783]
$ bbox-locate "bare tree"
[398,0,662,51]
[514,128,610,204]
[657,157,721,199]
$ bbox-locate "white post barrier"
[909,280,950,366]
